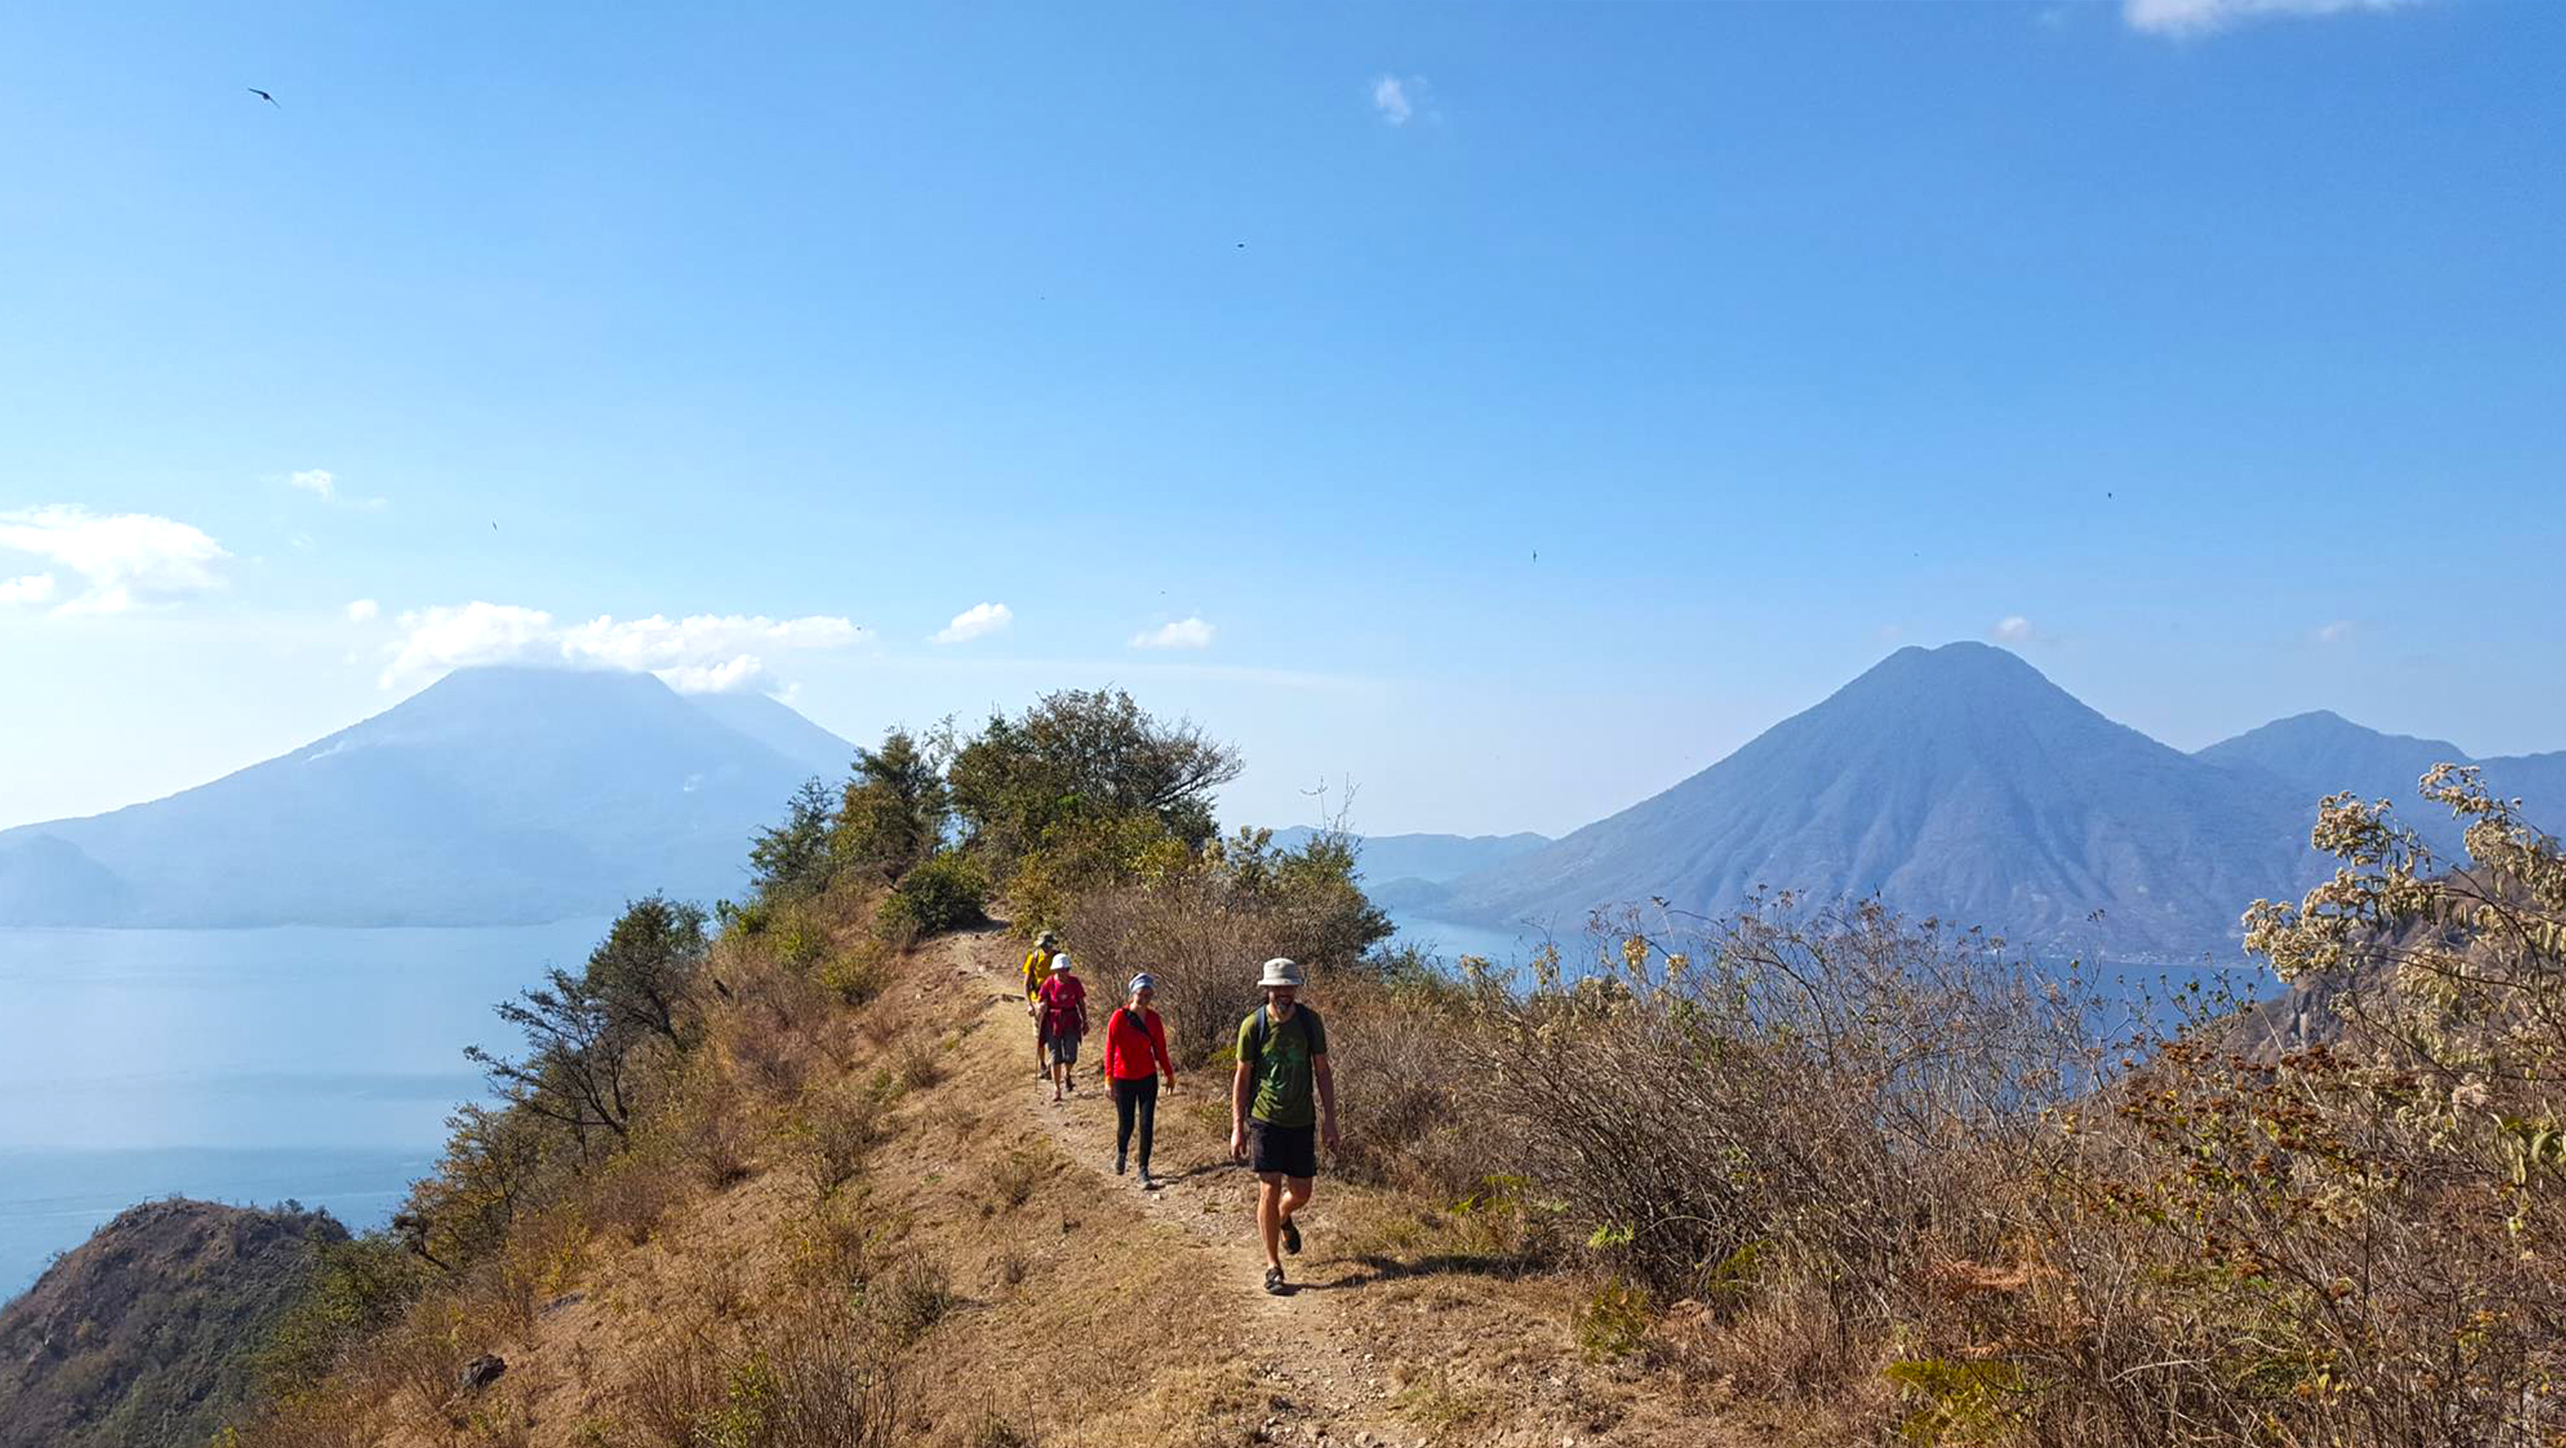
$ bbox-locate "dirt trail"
[897,926,1687,1447]
[982,939,1422,1446]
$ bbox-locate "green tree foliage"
[946,688,1242,870]
[465,894,707,1153]
[832,728,951,885]
[584,894,710,1050]
[1056,824,1396,1061]
[749,777,838,900]
[397,1099,553,1269]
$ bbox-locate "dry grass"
[869,1257,953,1348]
[786,1076,887,1201]
[891,1036,947,1092]
[238,921,1726,1448]
[984,1144,1049,1211]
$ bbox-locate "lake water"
[1380,910,1549,968]
[0,919,608,1299]
[0,909,2254,1300]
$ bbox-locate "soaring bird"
[247,87,279,107]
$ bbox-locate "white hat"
[1128,972,1157,994]
[1050,953,1075,973]
[1258,957,1303,988]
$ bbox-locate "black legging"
[1113,1074,1160,1171]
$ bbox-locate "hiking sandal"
[1263,1265,1287,1295]
[1280,1216,1301,1256]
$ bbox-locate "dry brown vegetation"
[220,698,2566,1448]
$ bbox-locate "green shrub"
[876,850,989,937]
[1575,1276,1653,1360]
[256,1233,432,1396]
[774,913,830,973]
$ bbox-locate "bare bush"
[1483,898,2101,1393]
[581,1134,687,1247]
[789,1079,886,1200]
[1968,773,2566,1448]
[1317,964,1507,1199]
[986,1146,1047,1209]
[490,1205,590,1337]
[620,1325,726,1448]
[373,1303,467,1426]
[760,1301,902,1448]
[870,1258,953,1347]
[891,1035,946,1092]
[783,1197,874,1294]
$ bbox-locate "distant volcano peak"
[1422,642,2322,961]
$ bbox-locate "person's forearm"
[1315,1065,1337,1124]
[1231,1064,1252,1126]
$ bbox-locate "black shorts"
[1247,1120,1318,1180]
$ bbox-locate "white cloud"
[381,602,559,684]
[345,598,381,623]
[1,573,58,606]
[0,505,229,614]
[1372,75,1415,126]
[931,601,1013,645]
[2123,0,2412,37]
[380,602,867,692]
[658,656,769,695]
[285,467,387,509]
[1990,615,2035,643]
[1130,616,1216,650]
[2314,619,2353,645]
[555,613,864,676]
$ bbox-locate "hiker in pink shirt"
[1037,954,1090,1103]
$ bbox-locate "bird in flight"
[247,87,279,107]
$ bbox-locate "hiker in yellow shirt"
[1022,931,1060,1076]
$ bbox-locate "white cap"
[1258,957,1303,988]
[1050,953,1075,973]
[1129,972,1157,994]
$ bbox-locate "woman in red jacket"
[1100,973,1177,1187]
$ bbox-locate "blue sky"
[2,0,2559,838]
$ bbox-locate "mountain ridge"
[2193,709,2566,859]
[1416,643,2328,961]
[1262,826,1552,886]
[0,668,855,928]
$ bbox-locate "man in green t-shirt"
[1229,957,1339,1295]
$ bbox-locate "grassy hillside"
[197,692,2566,1447]
[0,1200,345,1448]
